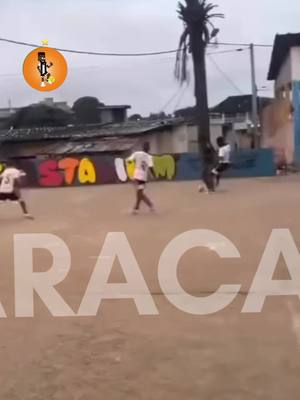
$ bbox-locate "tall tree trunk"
[190,28,215,190]
[191,33,210,152]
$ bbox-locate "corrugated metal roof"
[211,95,272,114]
[0,119,180,143]
[0,137,141,157]
[268,33,300,80]
[46,137,140,155]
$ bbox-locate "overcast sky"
[0,0,299,115]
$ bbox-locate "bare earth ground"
[0,177,300,399]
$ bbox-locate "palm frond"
[204,3,218,12]
[175,27,190,84]
[176,0,224,81]
[207,13,224,19]
[206,19,215,30]
[203,26,210,44]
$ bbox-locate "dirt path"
[0,178,299,399]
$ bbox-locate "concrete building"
[0,118,223,159]
[38,98,72,113]
[262,33,300,164]
[97,105,131,124]
[176,95,272,151]
[0,98,73,130]
[39,98,131,124]
[147,120,222,154]
[0,107,17,129]
[0,98,131,130]
[211,95,272,150]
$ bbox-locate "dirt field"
[0,177,300,399]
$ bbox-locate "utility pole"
[250,43,259,144]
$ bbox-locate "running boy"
[212,137,231,187]
[0,160,33,219]
[127,142,155,214]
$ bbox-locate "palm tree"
[175,0,224,154]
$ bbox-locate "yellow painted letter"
[153,155,176,180]
[78,158,96,184]
[125,159,135,180]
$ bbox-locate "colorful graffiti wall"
[293,81,300,163]
[3,149,275,188]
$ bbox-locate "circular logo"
[23,47,68,92]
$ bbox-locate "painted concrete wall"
[143,123,222,155]
[275,51,292,91]
[210,124,223,149]
[224,130,252,151]
[185,124,223,153]
[6,149,275,188]
[186,125,199,153]
[262,99,294,164]
[262,46,300,164]
[145,128,188,155]
[263,46,299,164]
[100,109,113,124]
[173,125,189,153]
[293,81,300,162]
[291,48,300,81]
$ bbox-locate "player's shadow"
[0,202,29,222]
[0,215,26,223]
[123,209,167,218]
[214,188,229,194]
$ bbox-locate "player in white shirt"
[212,137,232,187]
[0,160,33,219]
[127,142,155,214]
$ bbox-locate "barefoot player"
[127,142,155,214]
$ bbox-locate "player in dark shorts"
[127,142,155,214]
[0,160,33,219]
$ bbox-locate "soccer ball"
[48,76,56,84]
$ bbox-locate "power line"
[0,37,179,56]
[160,85,186,113]
[216,41,272,48]
[0,36,272,57]
[208,48,247,56]
[173,84,189,111]
[0,47,248,79]
[208,54,244,95]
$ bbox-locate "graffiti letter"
[115,158,128,182]
[38,160,63,187]
[58,158,79,185]
[78,158,96,184]
[14,234,75,317]
[78,233,158,316]
[158,230,241,315]
[125,159,135,180]
[243,229,300,313]
[153,155,176,180]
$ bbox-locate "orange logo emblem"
[23,43,68,92]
